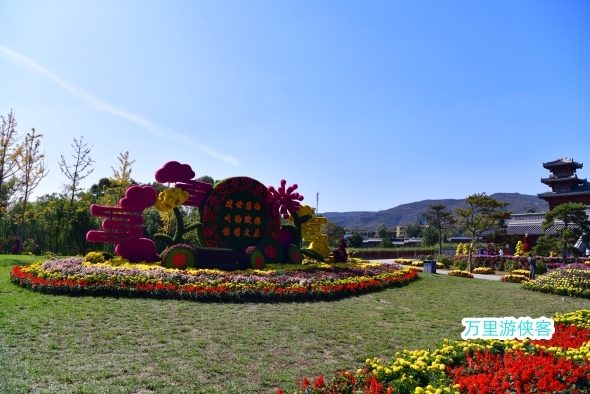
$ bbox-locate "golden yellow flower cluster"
[155,187,189,211]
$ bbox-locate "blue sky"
[1,0,589,213]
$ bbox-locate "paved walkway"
[369,259,503,281]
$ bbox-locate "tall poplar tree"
[0,110,21,217]
[15,128,48,253]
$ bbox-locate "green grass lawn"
[1,255,589,394]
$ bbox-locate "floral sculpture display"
[294,205,331,261]
[514,240,525,256]
[86,185,160,262]
[14,162,421,302]
[85,161,338,270]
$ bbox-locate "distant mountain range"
[322,193,548,231]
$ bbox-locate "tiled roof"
[538,189,590,198]
[540,175,581,183]
[505,224,566,235]
[482,223,571,236]
[543,158,583,169]
[506,224,544,235]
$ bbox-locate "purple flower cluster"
[38,258,406,287]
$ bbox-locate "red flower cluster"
[532,323,590,349]
[449,349,590,393]
[283,370,392,394]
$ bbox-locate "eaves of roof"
[537,190,590,198]
[543,159,583,169]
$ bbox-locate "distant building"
[496,158,590,253]
[362,238,383,248]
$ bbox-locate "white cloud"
[0,45,239,166]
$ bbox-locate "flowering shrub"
[279,309,590,394]
[472,267,494,275]
[83,251,113,264]
[522,263,590,298]
[453,255,584,272]
[514,240,525,256]
[10,258,419,303]
[501,274,530,283]
[447,270,474,278]
[511,269,530,276]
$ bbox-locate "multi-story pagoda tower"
[537,158,590,210]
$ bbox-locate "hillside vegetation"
[323,193,547,231]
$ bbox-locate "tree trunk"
[467,241,475,272]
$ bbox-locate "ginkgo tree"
[455,193,511,272]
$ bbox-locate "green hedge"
[348,248,437,260]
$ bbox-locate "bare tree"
[0,110,21,217]
[58,136,94,254]
[15,128,48,253]
[111,151,135,201]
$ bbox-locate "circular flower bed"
[10,258,419,303]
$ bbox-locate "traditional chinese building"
[489,158,590,254]
[537,158,590,210]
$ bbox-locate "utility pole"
[316,192,319,215]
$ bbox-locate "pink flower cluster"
[267,179,304,219]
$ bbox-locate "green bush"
[101,251,114,261]
[437,255,452,269]
[536,260,547,275]
[504,260,518,273]
[454,259,467,271]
